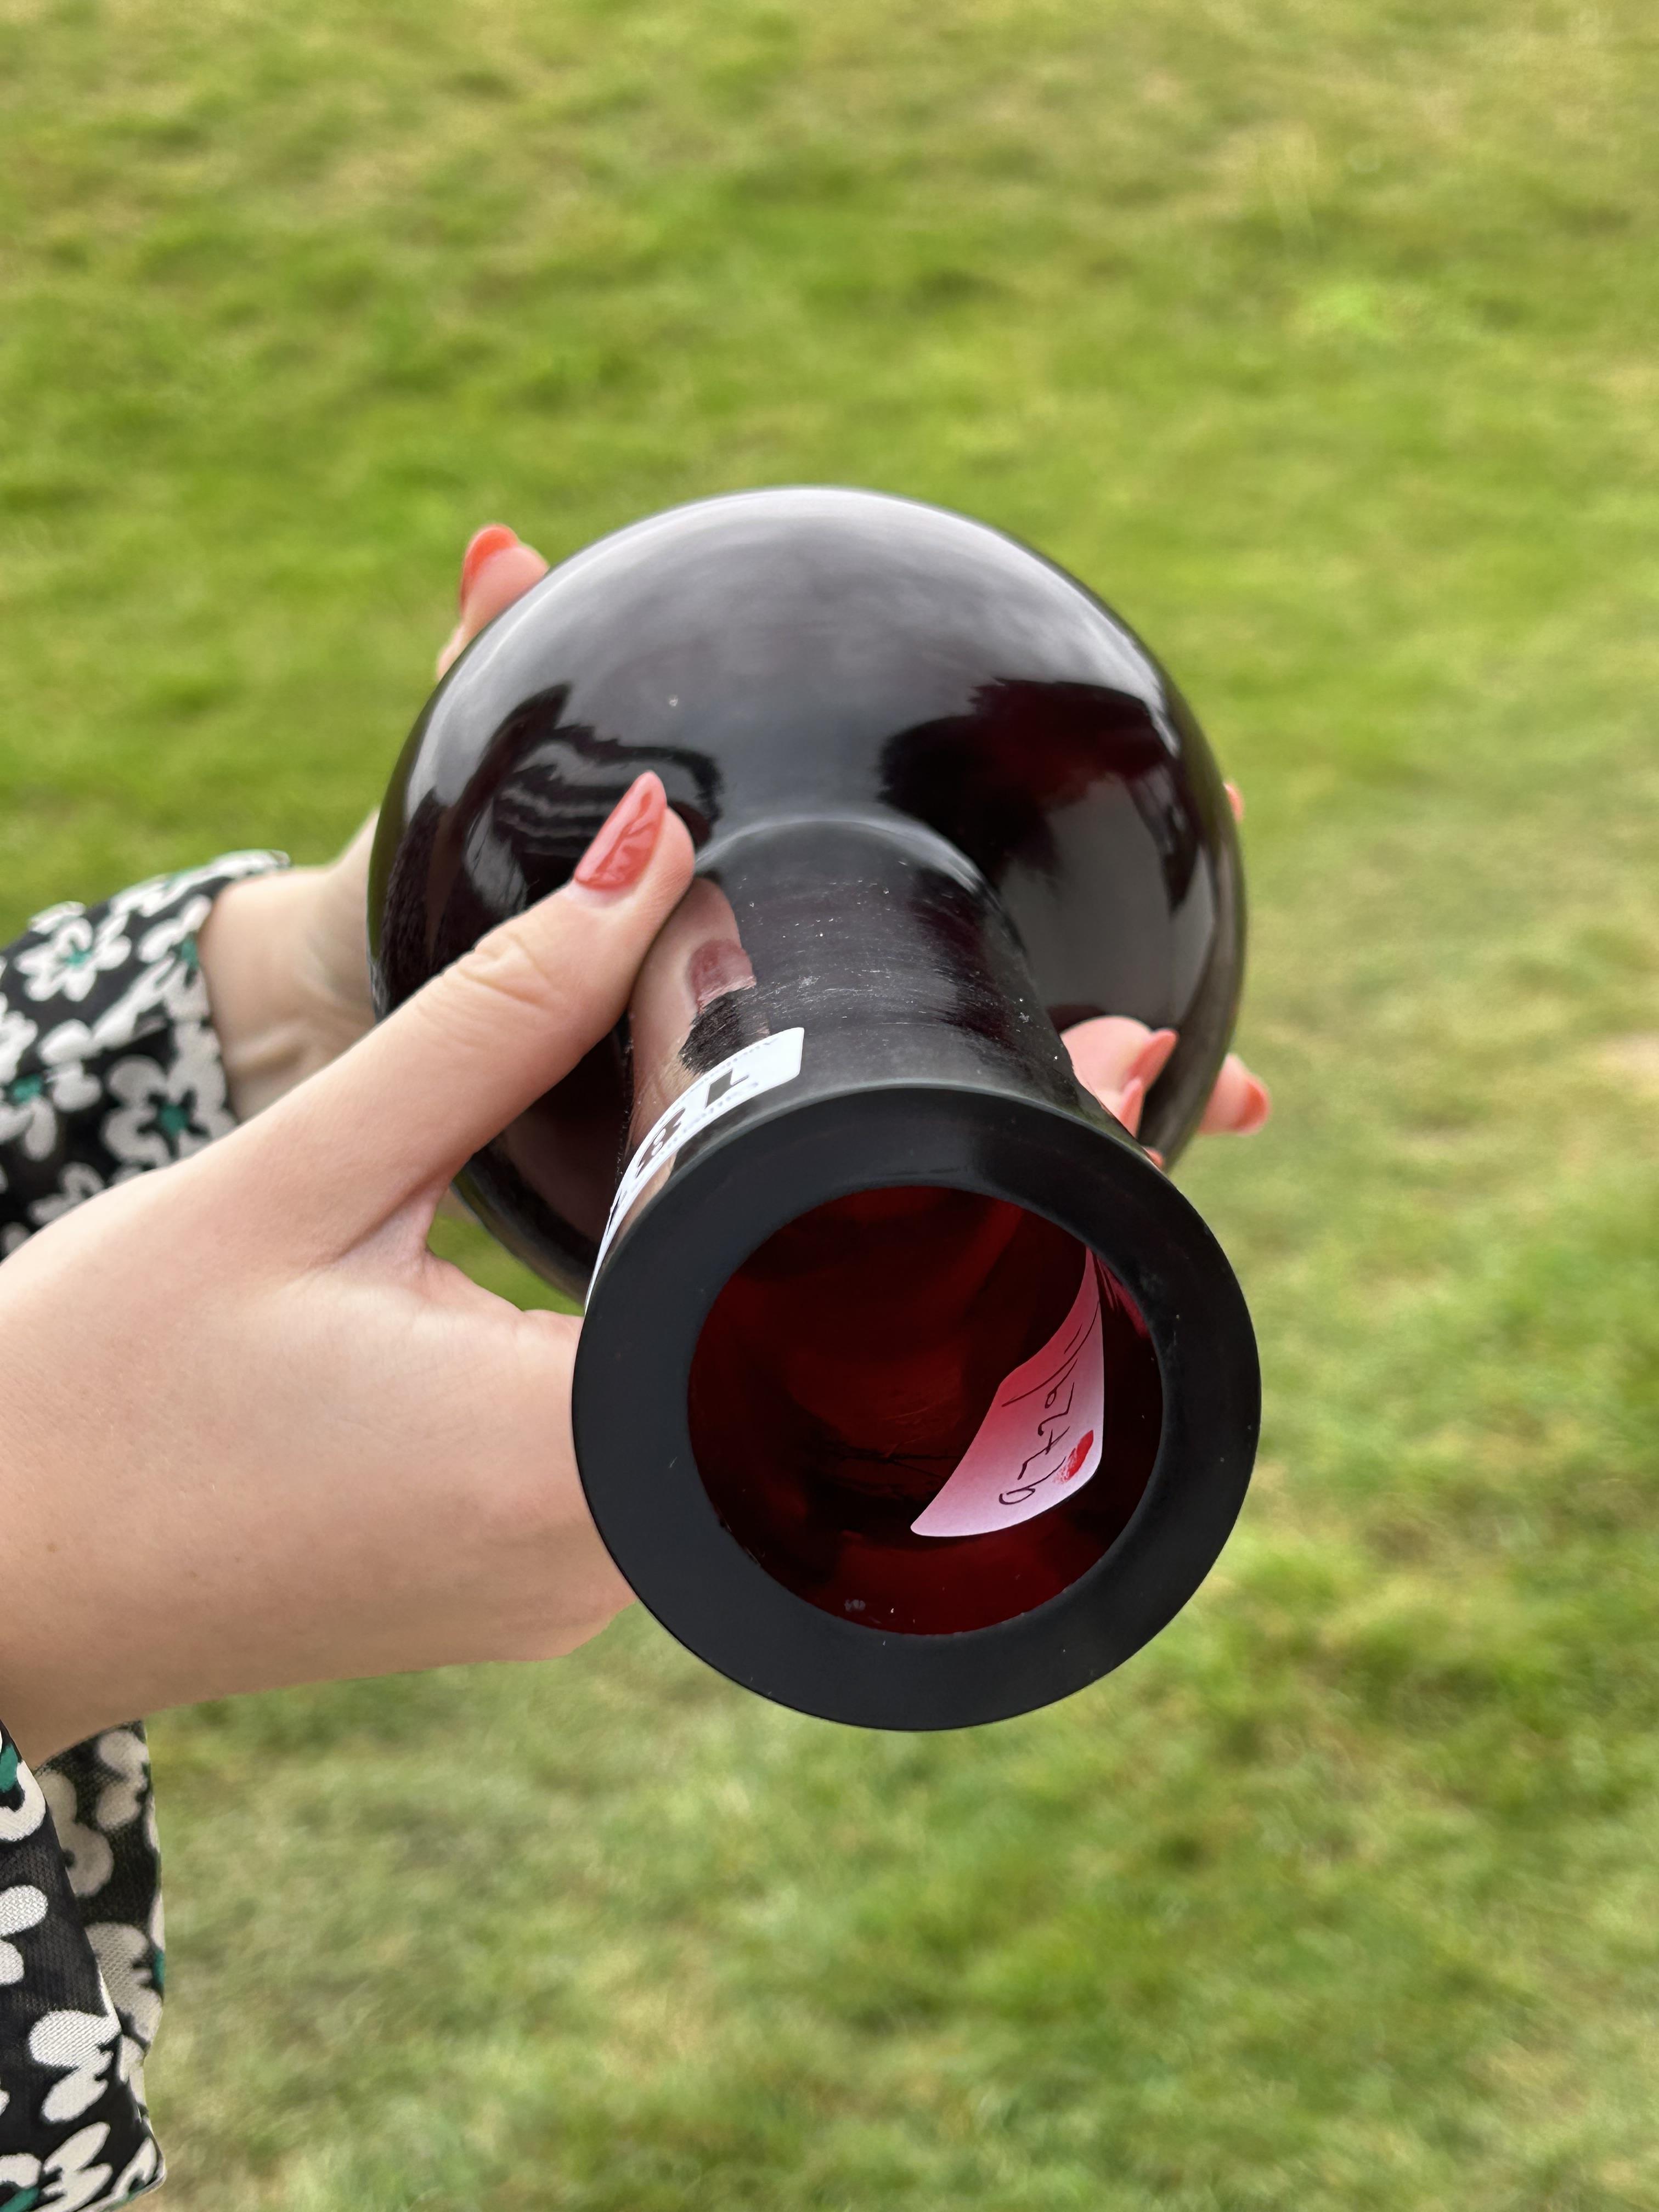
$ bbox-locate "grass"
[3,0,1658,2203]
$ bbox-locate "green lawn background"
[3,1,1658,2204]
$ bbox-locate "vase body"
[370,487,1259,1729]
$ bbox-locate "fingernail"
[1226,781,1245,824]
[1237,1076,1271,1134]
[1129,1028,1179,1088]
[569,774,667,898]
[1115,1075,1144,1136]
[688,938,757,1012]
[460,524,520,608]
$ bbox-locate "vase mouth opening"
[685,1182,1164,1635]
[573,1081,1256,1730]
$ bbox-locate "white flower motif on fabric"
[0,1886,48,1984]
[156,957,210,1028]
[101,1026,232,1169]
[117,2043,145,2109]
[0,1750,47,1846]
[0,1008,39,1086]
[108,853,283,924]
[91,1736,147,1836]
[11,911,133,1008]
[135,895,212,968]
[28,1163,108,1229]
[0,1059,101,1165]
[41,2120,116,2211]
[112,2132,162,2202]
[86,1927,161,2053]
[106,881,173,922]
[0,2125,151,2212]
[37,1772,113,1899]
[29,1999,120,2123]
[40,968,172,1071]
[23,901,86,935]
[31,899,232,1077]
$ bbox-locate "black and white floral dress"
[0,853,284,2208]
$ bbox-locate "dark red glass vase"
[369,487,1259,1729]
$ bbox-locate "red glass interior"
[686,1187,1163,1634]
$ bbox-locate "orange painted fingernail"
[460,523,520,607]
[1237,1076,1271,1133]
[570,774,667,896]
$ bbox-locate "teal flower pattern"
[9,911,132,1009]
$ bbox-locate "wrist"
[198,866,336,1120]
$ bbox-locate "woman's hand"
[0,776,693,1764]
[1061,1014,1270,1158]
[198,527,551,1120]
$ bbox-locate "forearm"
[0,857,292,2203]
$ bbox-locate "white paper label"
[910,1254,1105,1538]
[592,1027,805,1274]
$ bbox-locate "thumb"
[244,775,695,1253]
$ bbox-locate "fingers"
[1061,1018,1177,1130]
[1226,780,1244,823]
[1063,1017,1269,1143]
[1199,1052,1271,1135]
[245,774,696,1252]
[437,525,551,676]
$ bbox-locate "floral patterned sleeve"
[0,851,286,2208]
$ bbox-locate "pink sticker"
[910,1254,1105,1539]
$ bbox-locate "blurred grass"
[4,0,1659,2204]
